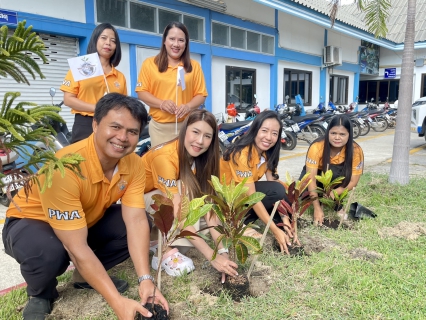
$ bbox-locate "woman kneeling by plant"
[300,114,364,225]
[142,109,238,279]
[220,111,294,254]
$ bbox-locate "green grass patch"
[2,173,426,319]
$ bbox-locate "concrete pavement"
[1,130,426,293]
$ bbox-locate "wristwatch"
[138,274,155,284]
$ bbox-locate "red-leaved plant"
[277,172,316,245]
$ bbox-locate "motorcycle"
[217,120,253,154]
[0,144,25,207]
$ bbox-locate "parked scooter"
[0,143,22,207]
[217,120,252,153]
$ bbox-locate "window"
[212,22,274,54]
[130,2,155,32]
[96,0,204,41]
[97,0,127,28]
[226,66,256,112]
[284,69,312,106]
[421,74,426,97]
[358,80,399,104]
[330,75,348,104]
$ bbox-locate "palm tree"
[329,0,416,185]
[0,20,83,200]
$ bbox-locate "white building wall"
[277,61,320,111]
[211,57,270,116]
[328,30,360,64]
[278,12,324,56]
[224,0,275,27]
[1,0,86,23]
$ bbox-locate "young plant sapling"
[145,186,212,319]
[277,172,316,246]
[315,170,350,225]
[207,175,264,300]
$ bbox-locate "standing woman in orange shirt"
[136,21,208,147]
[60,23,127,143]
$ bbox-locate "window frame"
[283,68,312,106]
[94,0,205,42]
[225,66,257,112]
[329,74,349,105]
[211,21,274,55]
[358,79,400,104]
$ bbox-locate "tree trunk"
[389,0,416,185]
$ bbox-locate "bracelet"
[217,248,229,255]
[159,100,165,111]
[138,274,155,284]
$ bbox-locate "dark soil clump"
[136,304,169,320]
[223,274,250,302]
[273,239,306,257]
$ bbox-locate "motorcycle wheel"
[372,117,388,132]
[281,131,297,150]
[359,121,370,136]
[352,121,361,139]
[303,124,325,140]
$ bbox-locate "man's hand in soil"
[139,280,169,314]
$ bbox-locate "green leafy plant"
[315,170,349,223]
[277,172,316,245]
[0,21,84,203]
[150,186,212,291]
[208,175,263,265]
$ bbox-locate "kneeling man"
[2,93,168,320]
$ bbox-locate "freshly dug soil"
[136,304,169,320]
[223,274,250,302]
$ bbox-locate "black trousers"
[2,204,147,300]
[71,114,94,143]
[244,181,287,225]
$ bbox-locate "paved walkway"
[1,130,426,293]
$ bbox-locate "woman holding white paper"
[60,23,127,143]
[135,21,207,147]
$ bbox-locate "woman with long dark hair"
[60,23,126,143]
[301,114,364,225]
[220,111,294,254]
[136,21,208,147]
[142,109,238,279]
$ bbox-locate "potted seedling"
[276,172,316,248]
[207,175,264,301]
[315,170,352,229]
[138,187,212,320]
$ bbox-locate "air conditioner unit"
[323,45,342,66]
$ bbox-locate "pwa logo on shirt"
[62,80,71,87]
[356,161,364,170]
[306,157,317,165]
[236,170,252,178]
[48,208,82,220]
[158,176,177,188]
[136,82,142,87]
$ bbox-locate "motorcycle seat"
[292,115,321,122]
[220,120,252,130]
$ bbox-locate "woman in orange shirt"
[136,21,207,147]
[60,23,127,143]
[301,115,364,225]
[142,109,237,280]
[220,111,294,255]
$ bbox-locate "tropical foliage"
[0,20,84,199]
[208,175,263,264]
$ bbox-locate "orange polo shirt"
[60,65,127,117]
[142,140,180,194]
[220,146,267,184]
[305,140,364,175]
[6,134,145,230]
[135,57,208,123]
